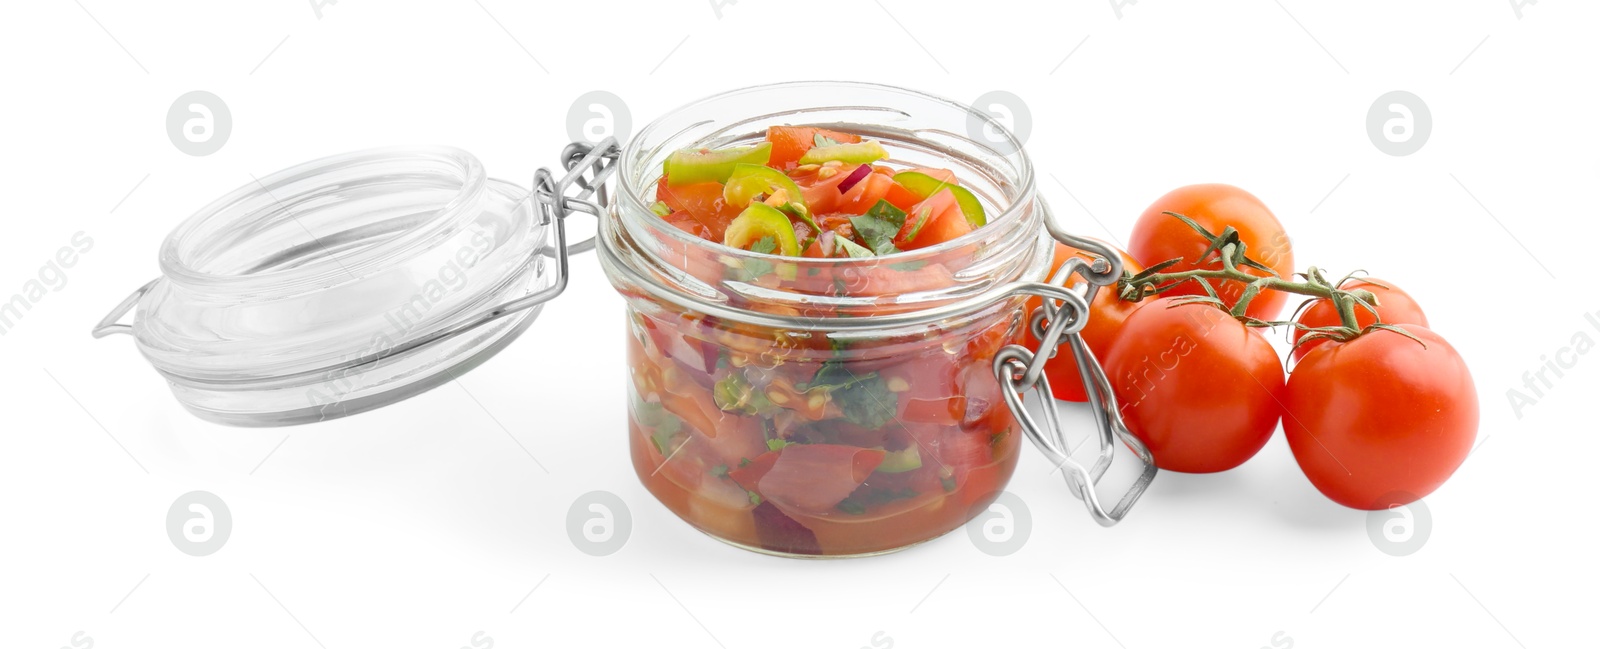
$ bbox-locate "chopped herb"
[834,236,873,258]
[750,236,777,255]
[814,133,842,148]
[940,474,958,493]
[863,199,907,228]
[850,200,905,256]
[738,457,752,468]
[711,464,730,478]
[804,361,897,429]
[835,487,920,515]
[748,491,762,505]
[648,200,673,217]
[766,438,790,452]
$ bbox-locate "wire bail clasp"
[990,204,1158,527]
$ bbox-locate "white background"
[2,1,1594,648]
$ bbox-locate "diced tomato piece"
[802,238,827,258]
[799,168,852,214]
[728,451,779,492]
[661,211,711,239]
[656,176,741,240]
[895,189,967,250]
[836,171,894,215]
[757,444,885,515]
[913,204,973,248]
[766,126,863,169]
[907,167,958,184]
[883,180,923,212]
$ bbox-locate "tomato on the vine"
[1283,326,1476,509]
[1128,184,1294,320]
[1028,241,1144,402]
[1291,277,1428,362]
[1100,298,1284,473]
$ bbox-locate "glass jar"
[597,82,1053,556]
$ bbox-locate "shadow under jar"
[598,82,1051,557]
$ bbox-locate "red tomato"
[1101,298,1284,473]
[728,451,779,492]
[656,176,741,241]
[757,444,885,515]
[661,211,711,239]
[1284,326,1476,509]
[907,167,957,183]
[799,167,852,214]
[1127,184,1295,320]
[1029,242,1145,402]
[895,189,964,250]
[883,180,923,211]
[1291,277,1429,362]
[766,126,862,169]
[836,171,894,215]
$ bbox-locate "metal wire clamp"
[991,214,1158,527]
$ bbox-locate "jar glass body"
[599,82,1049,556]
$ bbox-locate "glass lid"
[93,146,563,426]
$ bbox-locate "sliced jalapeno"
[723,203,801,256]
[893,171,988,227]
[664,142,774,186]
[798,140,888,166]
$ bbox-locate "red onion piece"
[836,164,872,194]
[818,230,836,257]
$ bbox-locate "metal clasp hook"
[990,199,1157,526]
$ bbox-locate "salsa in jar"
[600,82,1050,556]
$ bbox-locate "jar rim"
[603,81,1050,330]
[615,81,1034,265]
[158,145,488,296]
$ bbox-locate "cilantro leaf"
[814,133,842,148]
[864,199,907,229]
[834,236,873,258]
[727,236,778,281]
[805,361,897,429]
[850,200,905,256]
[750,236,777,255]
